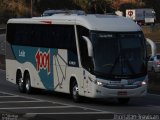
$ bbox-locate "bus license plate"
[118,91,127,96]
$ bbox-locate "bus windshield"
[91,31,147,79]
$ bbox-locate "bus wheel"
[17,73,25,93]
[71,81,81,102]
[118,98,130,105]
[25,73,32,94]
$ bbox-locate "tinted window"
[91,31,147,79]
[7,24,76,53]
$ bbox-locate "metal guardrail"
[0,28,6,34]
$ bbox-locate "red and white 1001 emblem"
[35,49,50,74]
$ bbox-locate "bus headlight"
[97,81,103,86]
[88,76,104,86]
[141,81,147,85]
[134,80,147,86]
[95,81,105,86]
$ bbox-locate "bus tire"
[118,98,130,105]
[17,71,25,93]
[71,80,81,102]
[24,72,32,94]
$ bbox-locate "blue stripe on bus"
[12,45,58,90]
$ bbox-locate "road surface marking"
[0,101,46,104]
[0,96,19,98]
[18,95,44,101]
[0,91,16,96]
[26,111,112,115]
[32,98,107,112]
[0,90,109,113]
[0,91,107,113]
[0,106,74,110]
[0,90,43,101]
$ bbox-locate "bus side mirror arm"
[82,36,93,57]
[146,38,156,57]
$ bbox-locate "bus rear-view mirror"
[82,36,93,57]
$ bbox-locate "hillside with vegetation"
[0,0,160,24]
[0,0,78,24]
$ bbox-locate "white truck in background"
[126,9,156,25]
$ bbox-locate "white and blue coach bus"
[6,13,148,104]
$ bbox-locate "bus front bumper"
[91,85,147,98]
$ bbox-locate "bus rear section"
[6,22,79,95]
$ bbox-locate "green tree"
[36,0,80,14]
[74,0,113,14]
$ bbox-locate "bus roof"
[8,14,141,32]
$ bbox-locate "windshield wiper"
[109,54,136,76]
[125,58,136,75]
[109,54,120,75]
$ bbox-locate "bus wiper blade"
[126,58,136,75]
[109,54,136,76]
[109,55,120,75]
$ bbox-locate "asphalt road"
[0,70,160,120]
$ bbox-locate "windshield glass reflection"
[91,31,147,79]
